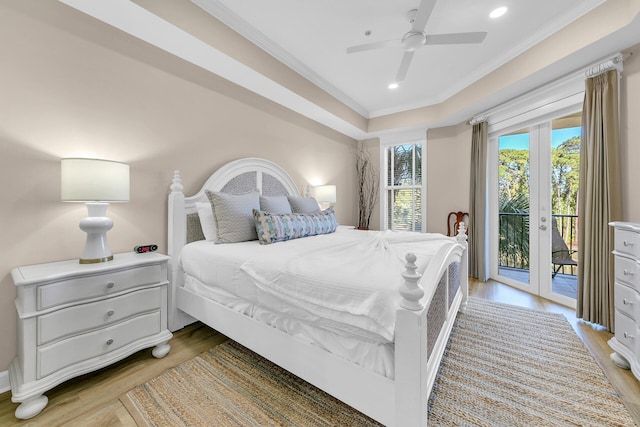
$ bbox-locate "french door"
[489,113,580,308]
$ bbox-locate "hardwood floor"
[1,278,639,426]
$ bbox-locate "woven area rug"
[121,298,635,426]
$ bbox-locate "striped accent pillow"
[253,207,338,245]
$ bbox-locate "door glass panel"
[550,114,581,300]
[498,129,530,286]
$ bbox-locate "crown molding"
[368,0,606,118]
[191,0,370,118]
[58,0,369,140]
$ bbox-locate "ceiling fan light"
[490,6,507,19]
[388,82,399,89]
[401,31,426,52]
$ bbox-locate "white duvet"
[180,227,456,344]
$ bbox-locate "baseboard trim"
[0,370,9,394]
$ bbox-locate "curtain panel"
[469,121,488,281]
[577,69,622,331]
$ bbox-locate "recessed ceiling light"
[388,82,399,89]
[490,6,507,18]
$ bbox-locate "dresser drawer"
[37,311,161,379]
[614,255,640,289]
[37,286,163,345]
[615,283,640,320]
[615,311,637,351]
[37,264,164,310]
[615,228,640,259]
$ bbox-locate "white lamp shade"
[61,158,130,202]
[315,185,337,203]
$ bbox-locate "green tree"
[498,133,580,269]
[499,148,530,203]
[551,136,580,216]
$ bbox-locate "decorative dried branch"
[356,142,379,229]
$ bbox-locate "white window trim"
[379,132,427,231]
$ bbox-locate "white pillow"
[195,202,217,242]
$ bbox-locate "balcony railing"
[498,213,578,276]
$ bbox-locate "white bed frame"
[167,157,468,426]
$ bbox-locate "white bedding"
[180,226,455,344]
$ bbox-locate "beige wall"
[620,43,640,222]
[0,2,357,372]
[426,125,472,235]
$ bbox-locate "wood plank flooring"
[1,278,638,426]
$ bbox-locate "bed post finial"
[170,170,183,193]
[456,222,468,243]
[399,252,424,311]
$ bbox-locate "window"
[384,143,424,231]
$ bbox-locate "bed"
[167,157,468,427]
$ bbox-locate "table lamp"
[61,158,130,264]
[315,185,336,209]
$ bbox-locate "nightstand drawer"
[615,255,640,289]
[38,287,163,345]
[37,311,161,379]
[615,228,640,259]
[615,311,637,351]
[616,283,640,319]
[37,264,164,310]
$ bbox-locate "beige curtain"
[469,121,488,281]
[577,69,622,331]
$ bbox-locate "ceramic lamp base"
[79,202,114,264]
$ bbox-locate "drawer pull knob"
[623,298,633,305]
[107,310,115,316]
[624,241,635,247]
[106,282,115,289]
[106,339,114,345]
[624,270,635,276]
[624,331,634,339]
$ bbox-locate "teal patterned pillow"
[253,207,338,245]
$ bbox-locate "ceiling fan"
[346,0,487,83]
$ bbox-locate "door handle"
[539,225,547,231]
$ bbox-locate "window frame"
[381,140,427,232]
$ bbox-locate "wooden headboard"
[167,157,301,329]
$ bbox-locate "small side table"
[9,252,172,419]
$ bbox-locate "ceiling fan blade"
[346,39,400,54]
[411,0,437,32]
[396,51,415,82]
[425,32,488,45]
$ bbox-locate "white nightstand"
[609,222,640,381]
[9,252,173,419]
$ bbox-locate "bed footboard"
[395,225,468,427]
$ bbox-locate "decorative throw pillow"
[259,195,292,214]
[287,196,320,213]
[253,206,338,245]
[195,202,217,242]
[206,190,260,244]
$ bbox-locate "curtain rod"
[584,52,628,78]
[468,51,631,125]
[468,116,487,126]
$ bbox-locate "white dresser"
[609,222,640,380]
[9,252,173,419]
